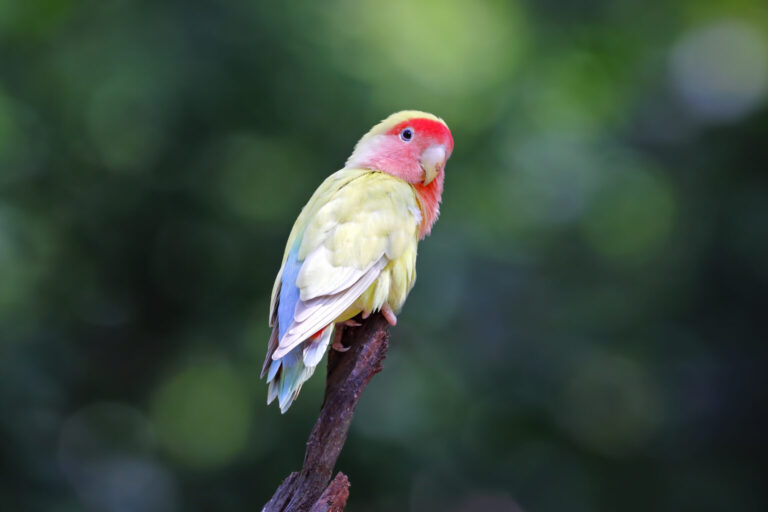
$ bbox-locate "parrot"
[261,110,453,413]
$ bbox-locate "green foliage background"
[1,1,767,511]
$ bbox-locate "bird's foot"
[331,327,350,352]
[381,303,397,326]
[361,310,371,319]
[332,340,350,352]
[342,319,362,327]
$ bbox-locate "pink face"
[350,117,454,185]
[383,118,454,185]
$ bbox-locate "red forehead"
[387,118,453,149]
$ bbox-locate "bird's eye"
[400,127,414,142]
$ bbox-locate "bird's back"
[270,168,422,325]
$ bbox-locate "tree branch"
[262,313,391,512]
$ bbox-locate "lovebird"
[261,111,453,412]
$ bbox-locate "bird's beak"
[420,145,446,185]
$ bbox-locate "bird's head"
[346,110,453,186]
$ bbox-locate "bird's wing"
[268,168,370,326]
[270,170,421,360]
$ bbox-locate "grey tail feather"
[260,325,279,379]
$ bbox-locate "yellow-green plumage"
[270,168,420,326]
[263,169,422,412]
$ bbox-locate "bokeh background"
[2,0,767,511]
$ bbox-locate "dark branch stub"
[262,314,391,512]
[308,473,350,512]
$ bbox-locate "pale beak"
[420,145,446,185]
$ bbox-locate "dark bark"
[308,473,350,512]
[262,314,391,512]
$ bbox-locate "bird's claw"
[332,339,351,352]
[331,326,350,352]
[382,303,397,326]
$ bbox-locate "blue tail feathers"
[265,324,334,413]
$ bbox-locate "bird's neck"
[413,171,444,239]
